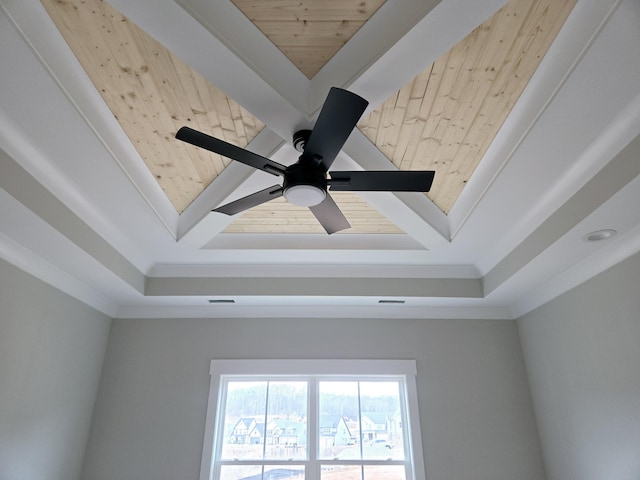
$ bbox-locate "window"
[199,360,425,480]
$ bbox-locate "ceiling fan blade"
[309,194,351,234]
[302,88,369,172]
[176,126,287,176]
[328,171,435,192]
[213,185,284,216]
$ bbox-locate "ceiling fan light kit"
[282,161,327,207]
[176,87,436,233]
[283,185,326,207]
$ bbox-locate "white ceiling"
[1,0,639,320]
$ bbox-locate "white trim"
[209,359,417,377]
[199,367,222,480]
[403,369,426,480]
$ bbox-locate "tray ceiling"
[40,0,574,233]
[2,0,639,319]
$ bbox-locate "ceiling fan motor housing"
[293,129,312,152]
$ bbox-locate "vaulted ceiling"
[1,0,639,319]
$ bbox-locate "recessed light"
[582,229,617,242]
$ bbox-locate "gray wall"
[0,259,112,480]
[82,316,545,480]
[518,250,640,480]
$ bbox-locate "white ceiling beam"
[342,129,450,247]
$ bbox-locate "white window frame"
[199,359,425,480]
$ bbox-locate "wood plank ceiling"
[358,0,576,214]
[231,0,387,79]
[41,0,575,234]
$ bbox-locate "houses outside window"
[199,359,425,480]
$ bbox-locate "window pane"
[363,465,407,480]
[318,381,360,460]
[321,464,362,480]
[220,465,306,480]
[359,381,404,460]
[219,464,261,480]
[265,381,308,460]
[264,465,305,479]
[221,381,268,460]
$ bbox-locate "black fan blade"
[328,171,435,192]
[309,194,351,234]
[213,185,284,215]
[302,88,369,172]
[176,126,287,177]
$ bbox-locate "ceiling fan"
[175,87,435,234]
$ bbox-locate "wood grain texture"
[41,0,264,213]
[358,0,576,213]
[223,192,403,234]
[231,0,386,78]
